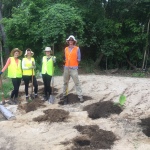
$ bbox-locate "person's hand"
[29,66,35,69]
[52,56,56,63]
[0,71,3,75]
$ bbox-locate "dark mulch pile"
[33,109,69,123]
[139,117,150,137]
[18,99,45,113]
[58,93,92,105]
[83,101,122,119]
[64,125,117,150]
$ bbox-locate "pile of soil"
[18,99,45,113]
[83,101,122,119]
[33,109,69,123]
[58,93,92,105]
[67,125,117,150]
[139,117,150,137]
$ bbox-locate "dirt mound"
[58,93,92,105]
[83,101,122,119]
[65,125,117,150]
[33,109,69,123]
[139,117,150,137]
[18,99,45,113]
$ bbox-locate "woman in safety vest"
[22,48,38,101]
[0,48,23,104]
[41,47,56,102]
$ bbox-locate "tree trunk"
[94,53,104,68]
[0,41,3,68]
[126,58,137,70]
[0,2,9,58]
[142,19,150,70]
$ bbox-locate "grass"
[0,78,13,101]
[132,72,145,78]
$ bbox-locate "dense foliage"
[0,0,150,71]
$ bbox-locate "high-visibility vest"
[42,56,54,75]
[65,46,78,67]
[22,57,35,75]
[8,57,22,78]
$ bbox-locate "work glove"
[52,56,56,63]
[0,71,3,75]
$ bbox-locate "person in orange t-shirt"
[0,48,22,105]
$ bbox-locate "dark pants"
[11,78,21,98]
[22,75,38,96]
[42,73,52,97]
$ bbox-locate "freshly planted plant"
[114,95,126,106]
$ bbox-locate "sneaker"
[7,98,14,105]
[26,96,29,102]
[79,97,84,103]
[13,98,19,105]
[42,95,48,101]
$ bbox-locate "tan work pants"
[63,68,82,98]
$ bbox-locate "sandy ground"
[0,75,150,150]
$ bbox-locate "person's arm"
[63,48,66,66]
[77,47,81,63]
[22,58,31,70]
[1,58,11,72]
[41,57,43,73]
[32,58,36,69]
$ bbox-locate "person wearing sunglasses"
[60,35,84,104]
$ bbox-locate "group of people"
[0,35,84,105]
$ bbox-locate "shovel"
[0,75,5,105]
[49,44,55,104]
[49,76,55,104]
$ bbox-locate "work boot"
[63,96,68,105]
[79,97,84,103]
[7,98,14,105]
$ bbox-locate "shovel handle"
[30,66,34,100]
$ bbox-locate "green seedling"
[119,95,126,106]
[114,95,126,106]
[28,99,32,103]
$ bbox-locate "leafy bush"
[0,79,13,101]
[81,59,95,73]
[132,72,145,78]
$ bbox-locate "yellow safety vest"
[42,56,54,76]
[8,57,22,78]
[22,58,35,75]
